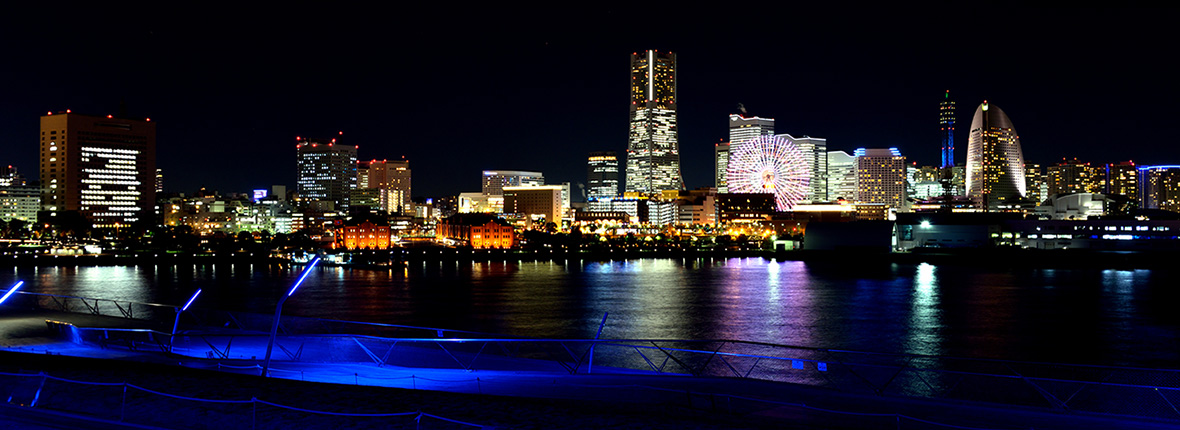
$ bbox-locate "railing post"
[263,258,318,377]
[120,382,127,421]
[589,312,608,374]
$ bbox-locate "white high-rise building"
[625,49,681,194]
[827,150,857,202]
[729,114,775,144]
[780,134,827,202]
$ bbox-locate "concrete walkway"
[2,308,1179,430]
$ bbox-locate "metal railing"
[9,290,1180,423]
[8,291,178,322]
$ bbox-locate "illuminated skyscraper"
[855,148,906,210]
[1047,158,1102,195]
[1025,163,1045,204]
[625,50,681,194]
[1139,166,1180,212]
[367,158,412,214]
[586,151,619,200]
[787,135,828,201]
[966,101,1026,208]
[826,150,857,201]
[296,135,357,212]
[40,112,156,227]
[715,142,730,193]
[1106,161,1139,205]
[940,90,956,168]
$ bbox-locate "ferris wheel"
[726,135,811,211]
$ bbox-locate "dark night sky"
[1,6,1177,199]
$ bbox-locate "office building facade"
[367,158,412,214]
[625,50,681,194]
[827,150,858,202]
[1140,166,1180,212]
[587,152,619,200]
[296,136,357,212]
[503,185,563,226]
[715,142,730,193]
[855,148,906,210]
[40,112,156,227]
[787,135,828,202]
[1047,158,1102,196]
[482,170,544,196]
[1106,161,1139,205]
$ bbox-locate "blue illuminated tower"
[939,90,955,168]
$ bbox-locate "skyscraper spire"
[939,90,956,168]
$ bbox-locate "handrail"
[15,290,1180,376]
[12,291,181,310]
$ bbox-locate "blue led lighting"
[0,281,23,305]
[1137,165,1180,171]
[181,289,202,311]
[287,257,320,297]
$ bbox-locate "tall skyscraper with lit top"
[939,90,955,168]
[625,50,681,194]
[966,101,1026,208]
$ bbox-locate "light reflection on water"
[3,259,1179,365]
[906,263,942,357]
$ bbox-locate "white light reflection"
[766,259,780,303]
[1100,269,1139,338]
[905,262,943,356]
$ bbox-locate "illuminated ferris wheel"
[726,135,811,211]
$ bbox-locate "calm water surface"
[5,258,1178,367]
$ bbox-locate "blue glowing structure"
[170,289,203,351]
[0,281,24,305]
[263,257,320,377]
[940,90,955,168]
[182,289,202,311]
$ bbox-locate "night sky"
[2,6,1176,199]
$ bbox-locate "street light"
[170,288,202,352]
[0,281,24,305]
[262,257,320,377]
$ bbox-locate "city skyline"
[1,6,1177,198]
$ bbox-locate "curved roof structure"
[966,101,1026,208]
